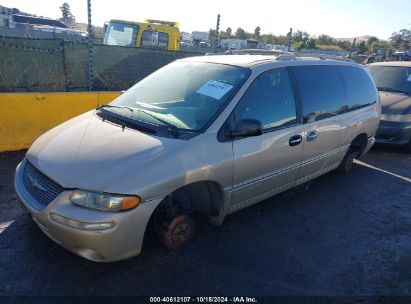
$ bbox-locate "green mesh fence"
[0,36,203,92]
[0,36,66,92]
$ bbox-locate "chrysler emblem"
[27,173,48,192]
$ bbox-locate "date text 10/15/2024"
[150,297,258,303]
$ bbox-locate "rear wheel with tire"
[336,150,356,174]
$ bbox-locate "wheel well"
[157,181,223,218]
[350,133,368,157]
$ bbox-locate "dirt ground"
[0,146,410,297]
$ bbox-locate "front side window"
[107,61,250,132]
[234,68,297,130]
[368,65,411,95]
[291,65,347,123]
[104,22,139,47]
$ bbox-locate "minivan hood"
[27,111,182,191]
[379,91,411,115]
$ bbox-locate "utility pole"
[287,28,293,52]
[349,38,357,59]
[87,0,93,91]
[213,14,220,52]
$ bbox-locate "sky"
[1,0,410,39]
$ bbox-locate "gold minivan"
[15,55,380,262]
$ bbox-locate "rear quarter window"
[339,66,377,110]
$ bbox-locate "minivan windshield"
[107,61,250,132]
[368,65,411,95]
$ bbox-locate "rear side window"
[291,65,347,123]
[158,32,169,48]
[339,66,377,110]
[141,31,169,49]
[234,68,297,130]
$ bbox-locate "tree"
[317,34,335,45]
[234,27,247,39]
[260,33,273,44]
[293,41,306,51]
[370,40,388,54]
[219,30,231,40]
[390,29,411,50]
[366,36,379,47]
[336,40,352,51]
[306,38,316,49]
[59,2,75,26]
[272,35,289,45]
[254,26,261,39]
[260,33,289,45]
[226,27,232,38]
[209,29,216,41]
[356,40,368,54]
[293,30,310,43]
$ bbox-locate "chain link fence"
[0,35,204,92]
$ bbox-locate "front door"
[230,68,304,212]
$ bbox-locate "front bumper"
[14,160,162,262]
[376,120,411,145]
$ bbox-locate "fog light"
[49,213,115,231]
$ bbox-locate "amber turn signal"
[120,196,141,210]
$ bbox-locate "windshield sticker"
[196,80,234,100]
[407,74,411,82]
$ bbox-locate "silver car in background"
[15,55,380,262]
[368,61,411,152]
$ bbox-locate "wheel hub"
[159,215,195,250]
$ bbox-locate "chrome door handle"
[306,130,317,142]
[289,135,303,146]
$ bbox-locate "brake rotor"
[159,215,195,250]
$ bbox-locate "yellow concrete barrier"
[0,91,120,152]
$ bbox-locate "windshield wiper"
[96,105,157,134]
[98,104,179,137]
[97,104,135,113]
[377,87,409,95]
[135,108,180,137]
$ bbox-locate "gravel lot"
[0,146,410,297]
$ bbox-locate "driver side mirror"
[228,119,263,139]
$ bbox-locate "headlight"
[380,114,411,122]
[70,190,141,212]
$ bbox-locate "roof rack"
[276,53,353,62]
[224,49,291,56]
[222,49,353,62]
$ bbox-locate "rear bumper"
[376,120,411,145]
[14,159,162,262]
